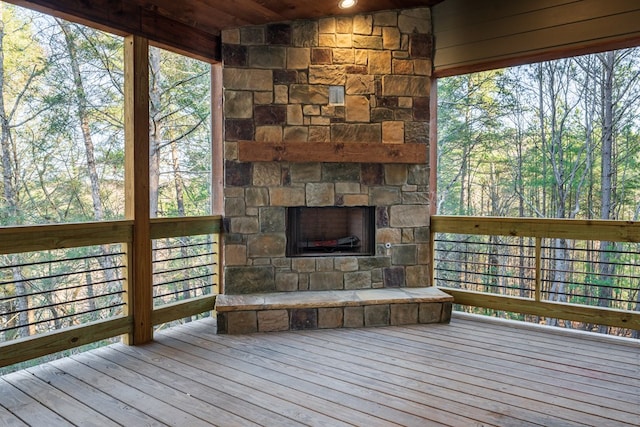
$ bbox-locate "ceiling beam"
[6,0,221,63]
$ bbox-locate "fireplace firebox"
[286,207,375,257]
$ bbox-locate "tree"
[437,48,640,335]
[0,4,49,338]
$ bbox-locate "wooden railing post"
[124,35,152,345]
[212,63,224,294]
[535,237,541,302]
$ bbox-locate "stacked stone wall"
[222,8,432,294]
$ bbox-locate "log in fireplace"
[286,206,375,257]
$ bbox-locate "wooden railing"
[431,216,640,332]
[0,216,221,368]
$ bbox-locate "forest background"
[437,48,640,337]
[0,2,213,360]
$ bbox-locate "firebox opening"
[286,206,375,257]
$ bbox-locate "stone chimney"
[221,8,432,295]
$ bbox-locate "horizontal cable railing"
[0,216,221,369]
[432,216,640,335]
[0,246,126,338]
[152,235,218,320]
[0,221,133,368]
[149,216,220,327]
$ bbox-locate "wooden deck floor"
[1,313,639,426]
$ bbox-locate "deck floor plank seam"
[0,404,29,427]
[64,352,206,426]
[107,343,305,427]
[91,347,265,427]
[75,350,236,427]
[392,328,640,406]
[120,341,349,427]
[450,313,640,350]
[25,361,165,427]
[5,369,120,427]
[392,324,640,384]
[400,325,639,379]
[436,320,640,362]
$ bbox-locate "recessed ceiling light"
[339,0,357,9]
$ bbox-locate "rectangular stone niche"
[286,206,375,257]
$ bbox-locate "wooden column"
[211,63,225,294]
[124,35,152,345]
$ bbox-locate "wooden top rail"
[0,220,134,255]
[431,215,640,243]
[150,215,222,239]
[0,216,223,256]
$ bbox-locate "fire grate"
[286,206,375,257]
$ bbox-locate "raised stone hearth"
[215,287,453,334]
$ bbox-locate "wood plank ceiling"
[134,0,445,35]
[8,0,445,62]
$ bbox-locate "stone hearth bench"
[215,287,453,334]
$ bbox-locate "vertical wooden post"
[211,63,224,216]
[429,78,438,286]
[211,63,224,294]
[429,78,438,216]
[124,35,152,345]
[535,237,542,302]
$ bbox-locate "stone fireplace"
[286,206,375,257]
[221,8,433,297]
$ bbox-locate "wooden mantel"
[237,141,428,164]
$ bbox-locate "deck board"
[154,332,391,426]
[443,319,639,364]
[1,313,639,426]
[339,328,638,425]
[26,361,164,427]
[178,323,530,426]
[0,377,72,426]
[273,328,589,426]
[111,344,307,426]
[420,322,639,376]
[165,327,461,426]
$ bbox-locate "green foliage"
[0,4,214,352]
[437,49,640,332]
[438,49,640,220]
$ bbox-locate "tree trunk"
[171,139,191,319]
[149,47,162,218]
[597,51,615,334]
[58,20,116,309]
[0,7,29,338]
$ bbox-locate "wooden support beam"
[211,65,224,215]
[237,141,428,164]
[124,35,152,345]
[6,0,221,62]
